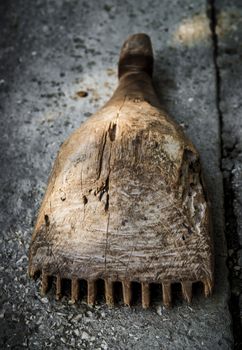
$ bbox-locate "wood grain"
[29,34,214,306]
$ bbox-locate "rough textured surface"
[0,0,232,349]
[29,35,213,301]
[214,0,242,347]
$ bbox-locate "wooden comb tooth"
[71,277,80,303]
[29,266,38,278]
[203,277,213,297]
[105,279,114,306]
[141,282,150,309]
[181,281,193,303]
[87,280,96,305]
[162,282,172,308]
[41,271,49,296]
[56,274,62,300]
[122,280,131,306]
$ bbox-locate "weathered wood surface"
[29,34,213,306]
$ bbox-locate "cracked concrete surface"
[214,0,242,348]
[0,0,236,348]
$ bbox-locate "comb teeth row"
[39,271,212,308]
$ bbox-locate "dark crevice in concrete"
[208,1,242,348]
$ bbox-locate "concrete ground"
[0,0,240,348]
[215,0,242,348]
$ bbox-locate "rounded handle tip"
[118,33,154,79]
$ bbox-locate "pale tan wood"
[41,271,49,296]
[122,281,131,306]
[56,275,62,300]
[141,282,150,309]
[203,277,213,297]
[162,282,172,308]
[87,280,96,305]
[181,281,193,303]
[29,33,214,308]
[71,277,79,303]
[105,280,114,306]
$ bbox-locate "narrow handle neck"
[105,34,161,108]
[107,71,161,108]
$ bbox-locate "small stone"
[81,331,90,340]
[72,314,83,323]
[83,316,91,324]
[86,311,93,318]
[156,305,163,316]
[76,90,88,98]
[101,341,108,350]
[74,329,80,337]
[41,297,49,304]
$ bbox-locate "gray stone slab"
[215,0,242,346]
[0,0,232,349]
[216,0,242,249]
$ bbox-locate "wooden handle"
[118,33,154,79]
